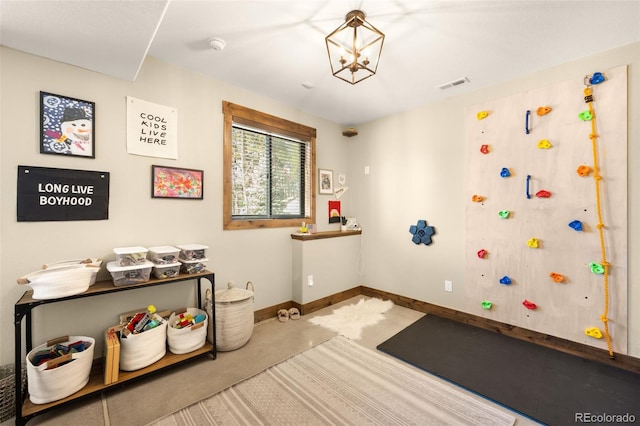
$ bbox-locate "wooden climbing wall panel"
[465,65,628,353]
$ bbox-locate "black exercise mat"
[377,314,640,425]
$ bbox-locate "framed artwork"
[319,168,334,194]
[152,165,204,199]
[40,91,95,158]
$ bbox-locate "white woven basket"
[167,308,208,354]
[26,336,95,404]
[213,281,254,351]
[119,314,167,371]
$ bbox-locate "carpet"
[151,336,516,425]
[307,297,394,340]
[377,314,640,426]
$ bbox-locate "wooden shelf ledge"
[290,229,362,241]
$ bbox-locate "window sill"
[290,229,362,241]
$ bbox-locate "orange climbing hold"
[472,195,485,202]
[549,272,564,283]
[536,106,552,116]
[577,165,592,177]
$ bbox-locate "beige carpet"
[150,336,516,426]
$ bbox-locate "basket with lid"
[212,281,254,351]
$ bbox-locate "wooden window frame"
[223,101,316,230]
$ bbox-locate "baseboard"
[252,285,640,374]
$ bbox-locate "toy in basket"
[119,305,167,371]
[26,335,95,404]
[167,308,208,354]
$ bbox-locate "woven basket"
[213,281,254,351]
[0,363,26,422]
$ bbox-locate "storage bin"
[113,246,148,266]
[214,281,254,351]
[106,260,153,286]
[179,258,208,274]
[152,262,181,279]
[17,264,99,299]
[42,258,103,285]
[26,335,95,404]
[119,314,167,371]
[167,308,208,354]
[177,244,208,261]
[148,246,180,265]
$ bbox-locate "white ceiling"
[1,0,639,125]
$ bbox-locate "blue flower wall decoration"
[409,220,436,245]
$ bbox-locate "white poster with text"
[126,96,178,159]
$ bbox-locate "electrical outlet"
[444,280,453,292]
[307,275,314,286]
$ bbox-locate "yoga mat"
[377,314,640,425]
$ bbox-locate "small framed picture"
[319,168,334,194]
[40,91,95,158]
[152,165,204,199]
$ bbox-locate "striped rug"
[151,337,516,426]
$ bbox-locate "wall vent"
[437,77,470,90]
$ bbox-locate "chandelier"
[325,10,385,85]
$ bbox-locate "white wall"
[0,47,348,365]
[348,42,640,358]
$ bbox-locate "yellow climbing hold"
[476,111,489,120]
[585,327,603,339]
[527,238,539,248]
[537,139,552,149]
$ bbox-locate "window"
[223,101,316,230]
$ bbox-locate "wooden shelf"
[290,229,362,241]
[14,271,216,425]
[21,343,214,417]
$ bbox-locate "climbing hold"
[549,272,565,283]
[500,167,511,178]
[477,249,487,259]
[535,190,551,198]
[476,111,489,120]
[526,174,531,199]
[590,72,605,85]
[480,144,490,154]
[527,238,539,248]
[537,139,552,149]
[585,327,603,339]
[481,301,493,310]
[409,220,436,245]
[568,220,583,231]
[472,195,485,202]
[536,106,552,116]
[499,276,512,285]
[576,165,592,177]
[589,262,604,274]
[522,300,537,310]
[578,110,593,121]
[525,110,531,134]
[498,210,510,219]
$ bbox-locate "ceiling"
[1,1,639,126]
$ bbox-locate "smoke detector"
[208,37,226,51]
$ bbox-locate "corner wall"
[349,42,640,358]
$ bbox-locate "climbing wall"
[465,66,628,353]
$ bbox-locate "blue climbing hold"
[499,276,512,285]
[500,167,511,178]
[409,220,436,245]
[569,220,583,231]
[590,72,605,85]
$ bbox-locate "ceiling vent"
[437,77,470,90]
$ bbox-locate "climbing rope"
[583,83,615,359]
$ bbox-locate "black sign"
[17,166,110,222]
